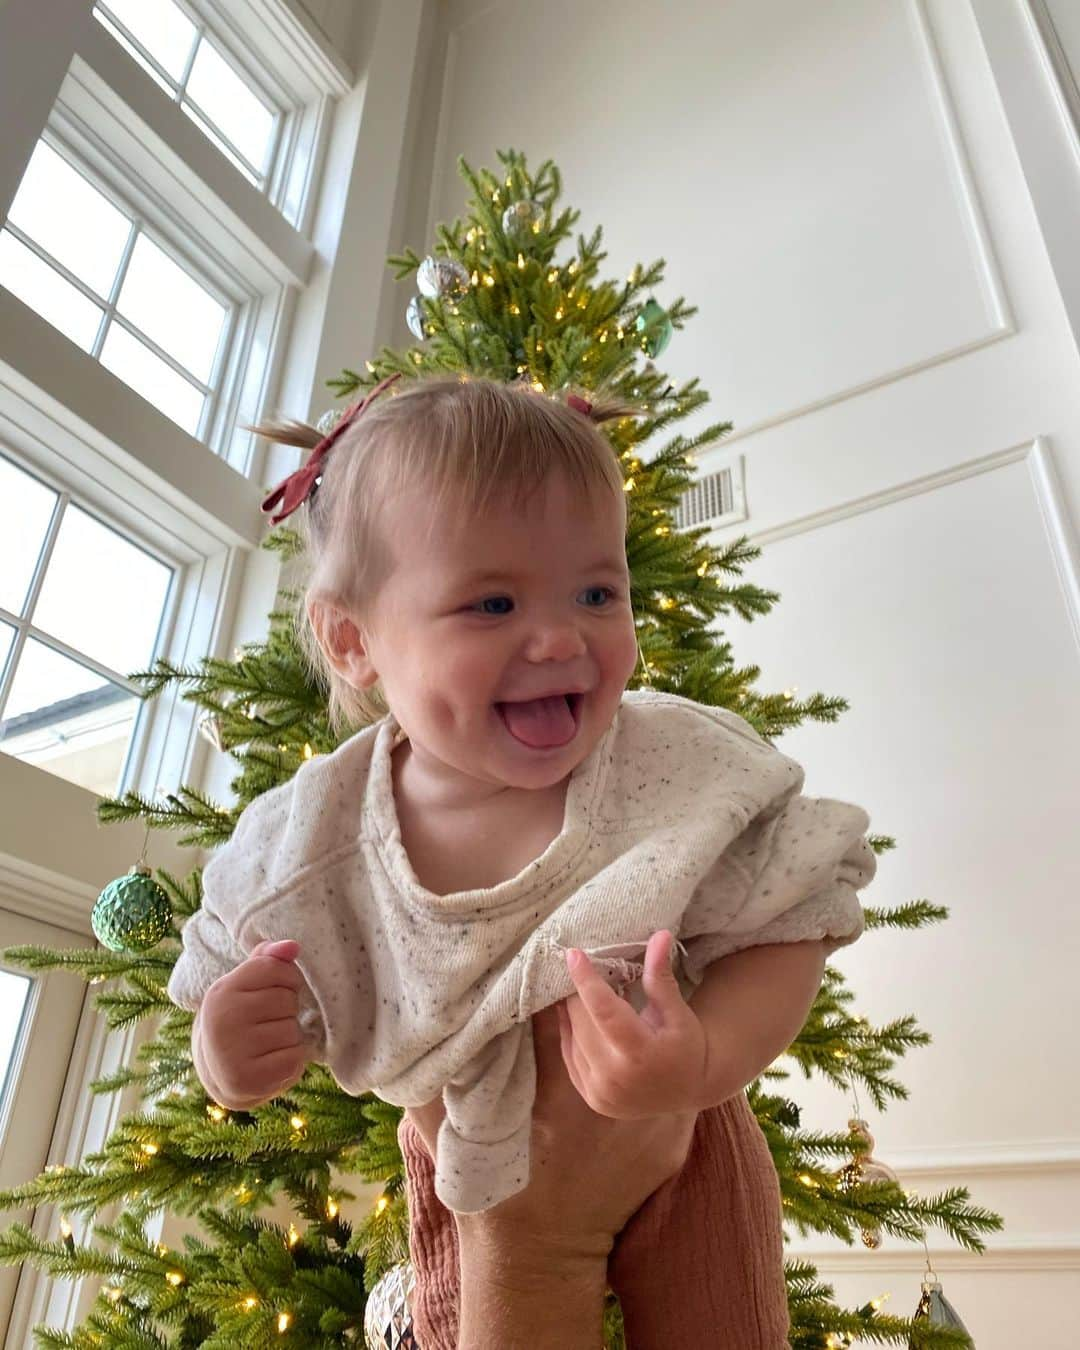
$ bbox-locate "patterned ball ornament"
[363,1261,419,1348]
[92,864,172,953]
[416,255,470,300]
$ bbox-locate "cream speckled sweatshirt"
[167,689,876,1212]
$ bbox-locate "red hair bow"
[261,372,402,525]
[567,393,593,415]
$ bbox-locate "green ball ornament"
[635,297,674,358]
[92,864,172,953]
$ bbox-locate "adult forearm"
[455,1225,609,1350]
[688,940,827,1106]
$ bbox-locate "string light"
[554,307,564,320]
[141,1142,159,1155]
[326,1197,339,1219]
[483,274,495,287]
[470,270,479,286]
[241,1295,259,1310]
[302,743,313,760]
[277,1311,292,1333]
[374,1195,389,1214]
[289,1115,305,1130]
[517,252,526,269]
[165,1271,184,1287]
[103,1285,122,1303]
[207,1104,226,1121]
[287,1223,300,1247]
[547,269,558,283]
[509,303,520,315]
[156,1243,168,1257]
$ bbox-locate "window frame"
[92,0,286,193]
[2,130,240,445]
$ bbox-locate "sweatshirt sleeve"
[679,748,877,982]
[163,783,329,1062]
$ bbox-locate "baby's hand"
[197,939,310,1109]
[556,930,710,1119]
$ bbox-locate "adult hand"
[406,999,697,1263]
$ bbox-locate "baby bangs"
[253,376,640,735]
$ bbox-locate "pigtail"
[563,383,644,426]
[244,416,323,450]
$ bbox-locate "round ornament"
[635,297,674,358]
[405,295,427,341]
[92,864,172,953]
[416,255,470,300]
[363,1260,419,1349]
[501,198,543,241]
[316,407,344,436]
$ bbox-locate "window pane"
[95,12,175,96]
[0,638,140,797]
[99,324,205,434]
[6,142,130,298]
[0,230,103,352]
[186,38,275,173]
[95,0,196,83]
[0,456,57,616]
[180,103,260,184]
[32,504,171,675]
[117,234,226,383]
[0,970,33,1118]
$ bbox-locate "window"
[0,138,233,439]
[0,451,174,797]
[93,0,280,189]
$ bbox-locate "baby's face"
[357,469,639,802]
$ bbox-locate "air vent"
[673,458,747,531]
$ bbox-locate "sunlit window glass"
[0,970,33,1116]
[117,235,226,384]
[5,141,130,298]
[99,324,206,434]
[0,231,104,352]
[0,637,142,797]
[32,505,172,675]
[0,455,58,616]
[95,0,197,83]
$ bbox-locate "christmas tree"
[0,149,1001,1348]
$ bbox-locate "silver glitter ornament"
[363,1261,420,1348]
[406,295,427,341]
[501,198,543,241]
[316,406,344,436]
[197,710,225,752]
[416,255,469,300]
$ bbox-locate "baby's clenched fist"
[194,938,310,1109]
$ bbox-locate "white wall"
[390,0,1080,1344]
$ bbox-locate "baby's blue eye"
[470,587,617,616]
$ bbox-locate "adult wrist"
[455,1219,609,1349]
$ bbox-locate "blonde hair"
[252,376,638,737]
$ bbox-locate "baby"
[167,374,876,1346]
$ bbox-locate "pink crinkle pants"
[396,1092,792,1349]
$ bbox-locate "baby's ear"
[308,601,379,688]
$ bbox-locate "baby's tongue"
[498,695,575,748]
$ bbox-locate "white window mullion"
[0,492,67,718]
[90,216,139,359]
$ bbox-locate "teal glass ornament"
[634,297,673,358]
[92,864,172,953]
